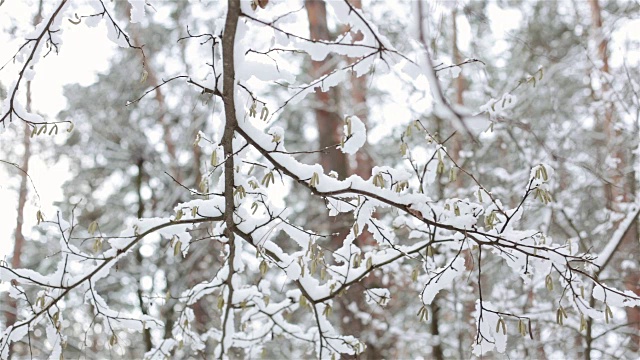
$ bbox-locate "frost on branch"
[0,0,144,129]
[2,1,639,360]
[128,0,146,24]
[0,0,70,127]
[340,115,366,155]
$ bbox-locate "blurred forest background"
[1,0,639,358]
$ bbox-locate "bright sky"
[0,1,116,262]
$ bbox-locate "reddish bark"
[589,0,618,207]
[344,0,374,180]
[5,90,31,329]
[5,4,42,356]
[305,2,382,358]
[305,0,349,179]
[589,0,639,352]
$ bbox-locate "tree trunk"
[344,0,373,180]
[305,2,383,358]
[5,91,32,335]
[589,0,616,207]
[416,2,445,359]
[126,39,181,184]
[133,158,153,352]
[450,6,463,167]
[5,2,43,350]
[305,0,349,179]
[589,0,640,351]
[627,93,640,352]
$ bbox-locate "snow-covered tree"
[1,1,638,359]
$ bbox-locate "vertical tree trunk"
[135,158,153,352]
[5,0,43,344]
[589,0,616,208]
[125,6,195,350]
[450,6,463,167]
[451,6,477,343]
[628,101,640,352]
[624,269,640,351]
[132,53,181,184]
[344,0,373,180]
[416,3,445,360]
[305,0,349,179]
[342,0,377,253]
[305,2,383,358]
[589,0,640,352]
[5,91,32,334]
[124,0,180,184]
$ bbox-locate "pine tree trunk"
[589,0,615,207]
[451,6,463,166]
[305,2,384,358]
[305,0,349,179]
[134,158,153,352]
[344,0,373,180]
[589,0,640,351]
[5,3,43,357]
[416,3,445,359]
[5,92,32,331]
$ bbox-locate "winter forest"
[0,0,639,359]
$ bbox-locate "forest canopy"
[1,0,639,359]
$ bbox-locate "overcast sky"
[0,1,116,263]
